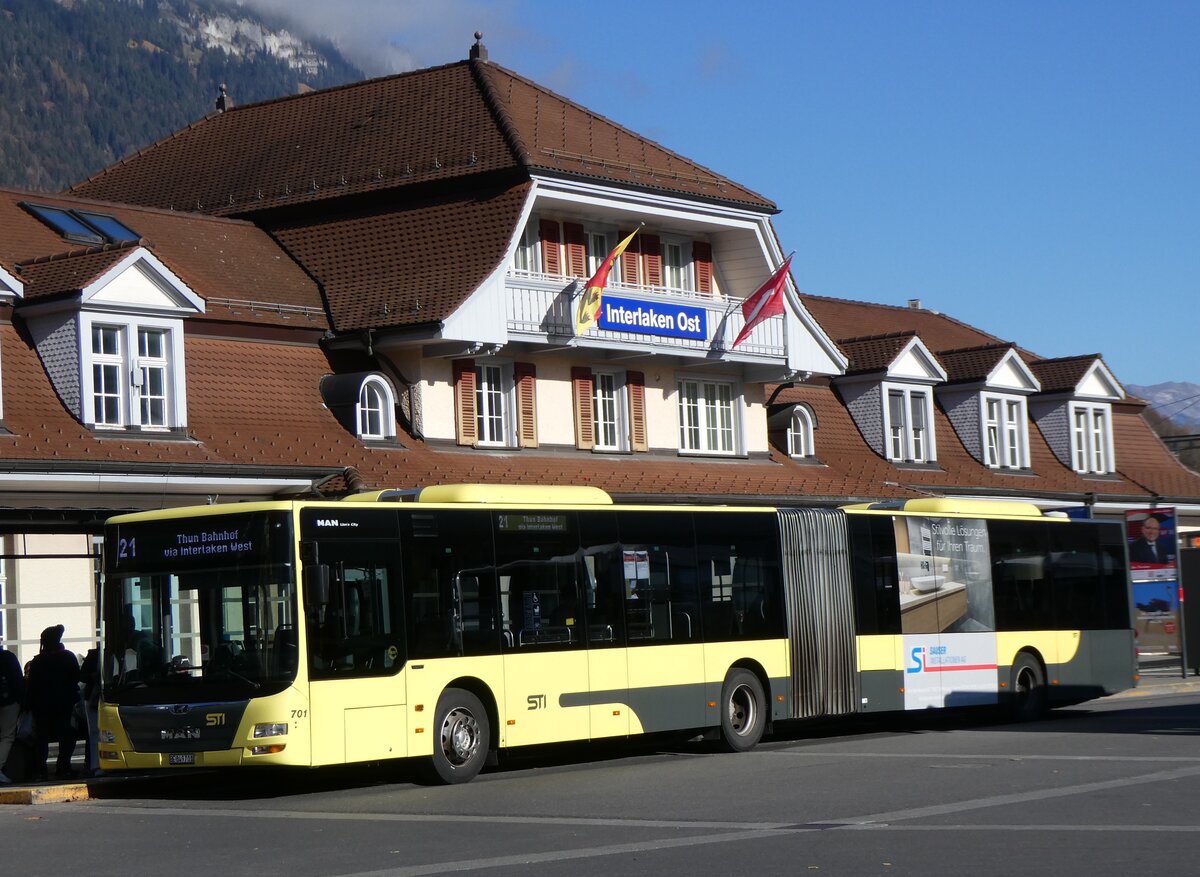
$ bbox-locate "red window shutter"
[539,219,562,275]
[641,235,662,288]
[563,222,586,278]
[515,362,538,448]
[571,366,595,450]
[619,229,641,286]
[627,370,648,452]
[693,241,713,295]
[453,359,477,446]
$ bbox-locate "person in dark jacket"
[25,625,81,780]
[0,646,24,784]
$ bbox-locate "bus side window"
[695,511,784,642]
[846,515,901,635]
[401,510,498,659]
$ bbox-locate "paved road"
[7,687,1200,877]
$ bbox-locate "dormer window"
[788,405,815,458]
[82,315,185,431]
[983,394,1029,469]
[1028,355,1122,476]
[1071,402,1112,474]
[357,375,397,441]
[886,386,933,463]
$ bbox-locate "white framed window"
[592,371,628,452]
[81,313,186,431]
[982,394,1028,469]
[475,362,514,447]
[586,229,611,277]
[357,375,396,441]
[91,324,124,427]
[1070,402,1113,474]
[788,406,815,458]
[137,328,169,429]
[884,385,935,463]
[661,238,692,292]
[511,220,540,273]
[678,378,738,455]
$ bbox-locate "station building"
[0,37,1195,663]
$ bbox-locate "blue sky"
[245,1,1199,390]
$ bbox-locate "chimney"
[469,31,488,62]
[907,298,922,310]
[215,83,232,113]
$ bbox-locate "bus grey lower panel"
[778,508,859,719]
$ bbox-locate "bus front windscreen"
[102,510,297,702]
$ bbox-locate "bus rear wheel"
[428,688,490,784]
[1010,653,1048,722]
[720,669,766,752]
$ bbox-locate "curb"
[1109,678,1200,700]
[0,782,90,806]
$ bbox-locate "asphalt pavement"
[5,658,1199,806]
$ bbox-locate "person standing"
[0,645,24,784]
[25,625,81,780]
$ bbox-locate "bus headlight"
[252,723,289,738]
[99,729,116,744]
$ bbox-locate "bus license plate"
[168,753,196,765]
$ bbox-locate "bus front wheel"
[1010,653,1048,722]
[720,669,766,752]
[428,688,490,784]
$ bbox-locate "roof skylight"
[21,202,140,245]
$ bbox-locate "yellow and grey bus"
[98,485,1135,783]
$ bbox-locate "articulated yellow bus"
[98,485,1135,783]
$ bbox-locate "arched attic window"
[357,375,397,440]
[788,404,816,459]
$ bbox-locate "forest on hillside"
[0,0,362,191]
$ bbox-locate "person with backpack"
[0,645,24,784]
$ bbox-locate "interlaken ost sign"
[597,294,708,341]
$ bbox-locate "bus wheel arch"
[719,664,768,752]
[1010,649,1048,722]
[425,681,494,784]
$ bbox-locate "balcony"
[504,270,786,361]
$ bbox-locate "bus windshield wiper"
[201,663,262,689]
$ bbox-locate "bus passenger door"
[305,539,407,766]
[499,564,590,746]
[580,537,628,739]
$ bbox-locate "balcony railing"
[504,270,785,359]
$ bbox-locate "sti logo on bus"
[908,645,950,673]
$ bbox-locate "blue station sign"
[597,294,708,340]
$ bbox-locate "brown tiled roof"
[69,60,774,216]
[4,313,1194,504]
[0,188,328,329]
[268,179,530,331]
[761,380,1200,503]
[1112,413,1200,499]
[836,331,922,375]
[936,343,1015,383]
[17,243,137,301]
[475,63,774,209]
[800,294,1005,352]
[1028,354,1101,393]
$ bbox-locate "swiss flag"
[732,255,793,348]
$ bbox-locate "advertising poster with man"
[1127,508,1180,654]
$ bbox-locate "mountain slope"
[0,0,364,192]
[1128,381,1200,429]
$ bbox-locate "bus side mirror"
[304,564,331,611]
